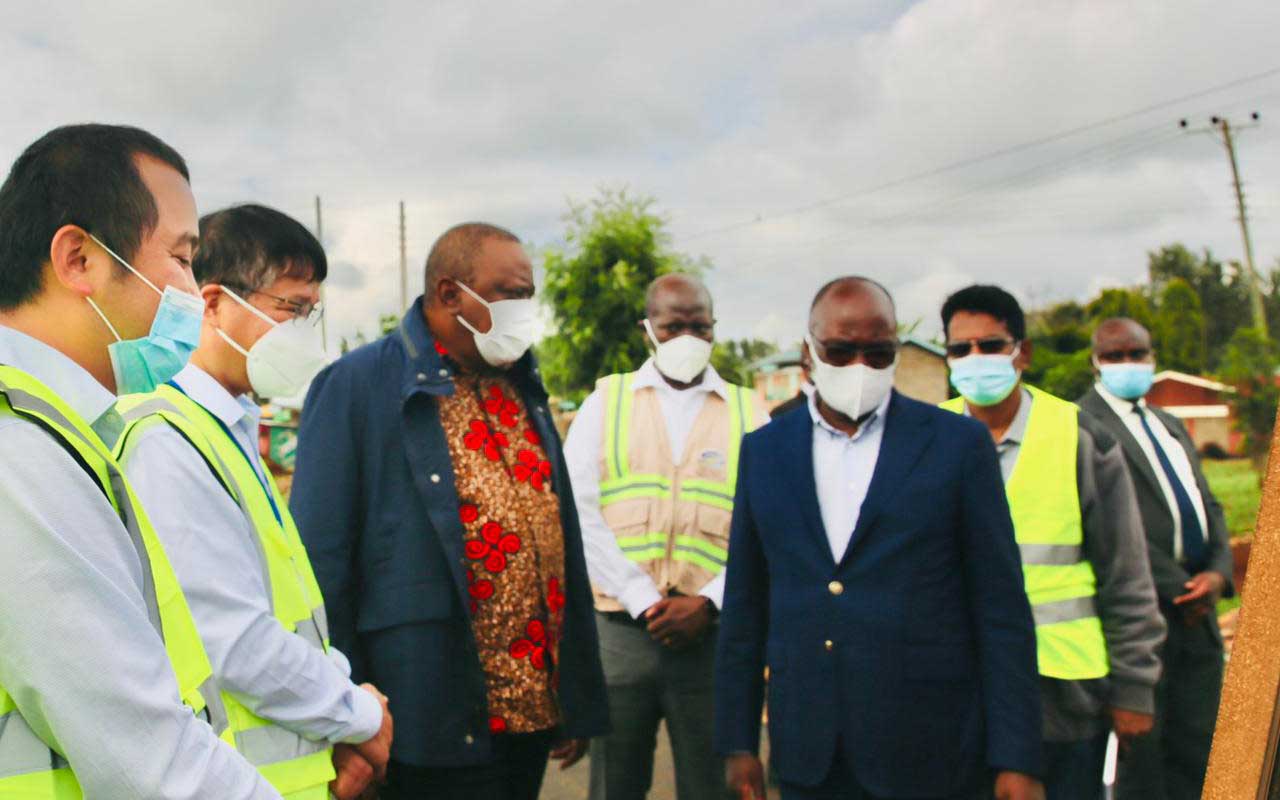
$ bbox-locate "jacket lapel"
[837,392,933,567]
[776,405,835,565]
[1081,387,1164,500]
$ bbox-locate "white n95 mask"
[806,334,897,420]
[455,281,538,367]
[644,319,713,383]
[216,286,329,399]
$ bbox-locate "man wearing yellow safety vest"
[564,274,765,800]
[939,284,1166,800]
[109,204,394,799]
[0,124,280,797]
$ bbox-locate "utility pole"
[314,195,328,349]
[399,201,408,313]
[1181,113,1266,336]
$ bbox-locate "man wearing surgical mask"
[717,276,1044,800]
[290,222,607,800]
[1080,317,1233,800]
[940,285,1164,800]
[563,273,765,800]
[0,124,280,797]
[108,205,394,799]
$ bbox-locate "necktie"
[1134,403,1206,571]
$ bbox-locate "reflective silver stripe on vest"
[1032,595,1098,626]
[672,543,727,568]
[312,603,330,643]
[0,384,163,640]
[197,675,230,738]
[121,398,276,615]
[235,723,329,767]
[1018,543,1084,566]
[0,710,63,780]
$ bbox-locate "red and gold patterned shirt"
[438,369,567,734]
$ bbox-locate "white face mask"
[644,319,713,384]
[455,281,538,368]
[216,286,329,399]
[806,334,897,421]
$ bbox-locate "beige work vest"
[594,371,759,611]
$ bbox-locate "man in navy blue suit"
[715,277,1045,800]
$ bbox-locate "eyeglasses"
[812,339,900,370]
[945,338,1018,359]
[230,286,323,324]
[1096,348,1152,363]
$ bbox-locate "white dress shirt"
[564,360,766,618]
[121,364,382,745]
[1095,382,1208,561]
[809,389,891,562]
[0,326,278,799]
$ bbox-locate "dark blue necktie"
[1134,403,1206,571]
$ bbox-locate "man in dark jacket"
[1080,317,1234,800]
[291,222,608,800]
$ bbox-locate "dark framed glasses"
[1096,348,1152,363]
[812,339,900,370]
[945,338,1017,359]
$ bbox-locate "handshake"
[330,683,395,800]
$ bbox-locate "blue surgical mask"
[85,234,204,395]
[1097,361,1155,400]
[949,348,1021,407]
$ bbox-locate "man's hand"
[725,754,766,800]
[646,596,713,649]
[355,683,393,781]
[1109,707,1154,753]
[1174,571,1225,626]
[549,738,588,770]
[994,771,1045,800]
[330,744,375,800]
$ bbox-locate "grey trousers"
[588,612,727,800]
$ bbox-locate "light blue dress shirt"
[121,364,382,745]
[0,325,279,799]
[808,389,891,562]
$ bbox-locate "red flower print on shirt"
[464,521,522,575]
[522,428,541,447]
[484,386,522,428]
[434,340,449,356]
[463,419,509,461]
[508,618,549,670]
[459,503,479,524]
[513,449,553,491]
[547,576,566,615]
[489,715,507,734]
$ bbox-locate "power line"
[678,64,1280,243]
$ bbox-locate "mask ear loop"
[85,297,123,342]
[86,233,162,295]
[643,319,662,349]
[453,280,493,337]
[214,285,278,358]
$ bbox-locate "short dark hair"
[0,124,189,310]
[194,204,327,290]
[423,222,519,305]
[941,284,1026,340]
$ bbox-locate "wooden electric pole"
[1181,113,1266,336]
[399,201,408,313]
[314,195,328,349]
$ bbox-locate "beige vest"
[594,371,759,611]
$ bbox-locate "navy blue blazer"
[714,392,1043,795]
[290,298,608,767]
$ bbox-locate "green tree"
[539,190,704,401]
[379,313,400,337]
[1153,278,1205,373]
[711,339,778,387]
[1085,288,1154,328]
[1219,327,1278,473]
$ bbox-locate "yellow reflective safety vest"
[0,366,229,798]
[941,385,1109,679]
[113,384,334,799]
[594,371,760,611]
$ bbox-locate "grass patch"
[1202,458,1260,538]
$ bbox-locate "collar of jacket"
[396,295,550,404]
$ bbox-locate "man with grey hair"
[565,273,765,800]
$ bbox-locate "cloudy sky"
[4,0,1279,348]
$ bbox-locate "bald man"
[1079,318,1234,800]
[564,273,765,800]
[291,222,608,800]
[715,277,1044,800]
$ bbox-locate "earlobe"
[47,225,94,296]
[200,285,222,320]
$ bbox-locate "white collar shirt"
[808,389,892,563]
[629,358,729,462]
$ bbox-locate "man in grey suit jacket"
[1079,317,1234,800]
